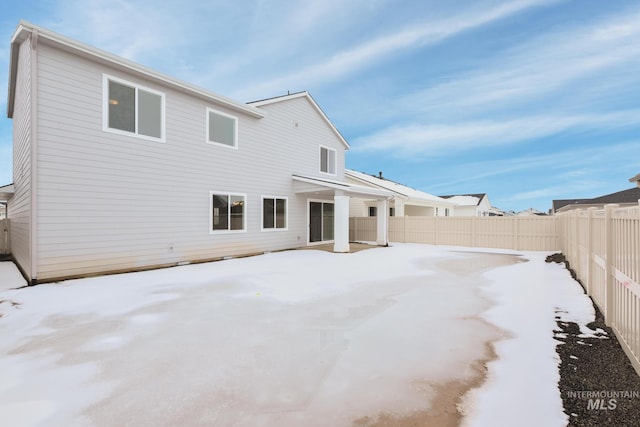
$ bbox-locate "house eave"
[7,24,31,118]
[0,183,15,201]
[7,20,264,120]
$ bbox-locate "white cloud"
[353,110,640,157]
[398,8,640,118]
[231,0,556,100]
[418,139,640,193]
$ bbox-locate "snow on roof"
[345,170,454,205]
[443,195,480,206]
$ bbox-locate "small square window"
[207,108,237,148]
[368,206,377,217]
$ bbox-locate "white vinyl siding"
[262,196,287,231]
[320,145,336,175]
[210,192,246,233]
[29,41,347,280]
[103,74,165,142]
[206,108,237,148]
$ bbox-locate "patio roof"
[292,175,394,199]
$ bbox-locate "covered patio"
[292,174,394,253]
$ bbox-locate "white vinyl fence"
[350,208,640,375]
[558,204,640,375]
[350,216,559,251]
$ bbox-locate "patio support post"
[376,199,389,246]
[334,192,350,253]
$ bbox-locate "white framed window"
[368,206,377,217]
[103,74,165,142]
[390,207,395,217]
[319,145,336,175]
[206,108,238,149]
[262,196,288,231]
[209,191,246,233]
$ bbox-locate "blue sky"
[1,0,639,212]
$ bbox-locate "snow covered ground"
[0,244,600,426]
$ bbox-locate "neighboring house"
[439,193,495,217]
[0,184,11,255]
[345,170,456,217]
[516,208,547,217]
[552,187,640,214]
[0,184,12,218]
[552,173,640,214]
[3,21,393,284]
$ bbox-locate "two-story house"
[4,21,392,284]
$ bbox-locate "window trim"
[261,195,288,232]
[102,74,166,143]
[206,107,238,149]
[319,145,337,176]
[209,191,247,234]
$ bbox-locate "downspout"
[29,29,39,285]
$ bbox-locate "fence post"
[513,217,519,250]
[351,217,356,242]
[471,216,477,248]
[435,215,439,245]
[604,204,618,327]
[403,215,407,243]
[586,207,596,295]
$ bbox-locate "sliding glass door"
[309,201,334,243]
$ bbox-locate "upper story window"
[103,75,165,142]
[320,146,336,175]
[207,108,237,148]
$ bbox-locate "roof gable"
[249,92,349,149]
